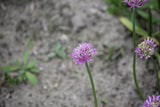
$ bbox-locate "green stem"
[153,31,160,37]
[132,8,145,101]
[148,8,152,37]
[151,56,160,94]
[85,62,98,107]
[158,0,160,9]
[158,0,160,38]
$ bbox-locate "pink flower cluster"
[72,43,97,65]
[143,95,160,107]
[123,0,148,9]
[135,37,157,59]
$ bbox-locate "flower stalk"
[151,56,160,94]
[72,43,98,107]
[132,8,145,101]
[86,62,98,107]
[148,8,152,37]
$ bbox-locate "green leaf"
[48,52,56,59]
[153,31,160,37]
[54,43,61,54]
[154,52,160,66]
[119,16,148,37]
[26,38,34,48]
[2,66,18,72]
[104,0,112,4]
[5,74,18,84]
[24,51,30,65]
[137,10,160,26]
[11,78,18,85]
[107,5,121,15]
[105,54,111,60]
[58,48,66,59]
[107,5,116,14]
[25,72,37,85]
[120,48,125,56]
[18,75,27,82]
[18,76,24,82]
[5,73,9,81]
[140,0,159,11]
[31,68,40,73]
[68,34,73,38]
[99,98,109,102]
[27,60,37,68]
[14,60,20,66]
[108,45,114,52]
[52,43,67,59]
[74,70,79,74]
[19,70,25,75]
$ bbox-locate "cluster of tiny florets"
[123,0,148,9]
[72,43,97,65]
[135,37,157,59]
[143,95,160,107]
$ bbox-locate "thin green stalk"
[158,0,160,9]
[132,8,145,101]
[151,56,160,94]
[158,0,160,38]
[153,31,160,37]
[85,62,98,107]
[148,8,152,37]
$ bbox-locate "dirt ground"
[0,0,159,107]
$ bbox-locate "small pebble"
[43,85,47,90]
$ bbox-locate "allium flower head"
[123,0,148,9]
[143,95,160,107]
[72,43,97,65]
[135,37,157,59]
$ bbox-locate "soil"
[0,0,159,107]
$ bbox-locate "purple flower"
[135,37,157,59]
[123,0,148,9]
[72,43,97,65]
[143,95,160,107]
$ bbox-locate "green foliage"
[2,66,18,73]
[2,51,40,85]
[105,46,115,61]
[26,72,37,85]
[99,97,109,102]
[137,10,160,26]
[153,31,160,37]
[48,52,56,59]
[104,0,130,16]
[74,70,79,74]
[99,97,111,107]
[31,68,40,73]
[119,17,149,37]
[68,34,73,38]
[154,52,160,66]
[105,0,159,16]
[48,43,67,59]
[105,0,160,65]
[140,0,159,11]
[105,46,125,61]
[25,38,34,48]
[27,60,37,68]
[105,0,160,36]
[24,51,30,65]
[120,48,125,56]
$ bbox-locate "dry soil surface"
[0,0,158,107]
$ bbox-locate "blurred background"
[0,0,159,107]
